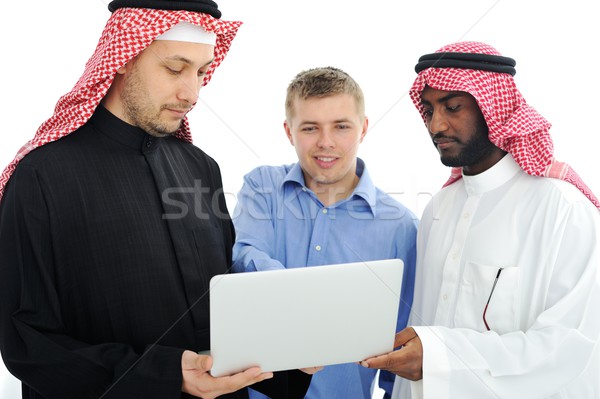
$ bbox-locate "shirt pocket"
[454,261,520,334]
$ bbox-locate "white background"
[1,0,598,397]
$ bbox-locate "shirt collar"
[282,158,378,212]
[283,162,307,187]
[462,153,522,195]
[353,159,377,209]
[89,104,160,152]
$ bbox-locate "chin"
[440,157,458,168]
[154,123,181,136]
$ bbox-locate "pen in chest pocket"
[483,267,504,331]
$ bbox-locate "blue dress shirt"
[232,159,418,399]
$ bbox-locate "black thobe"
[0,105,310,399]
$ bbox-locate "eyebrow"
[300,118,353,125]
[164,56,215,68]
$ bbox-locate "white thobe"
[392,154,600,399]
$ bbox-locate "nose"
[428,110,449,135]
[176,73,201,105]
[317,129,335,149]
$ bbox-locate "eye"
[197,68,209,77]
[336,123,350,130]
[422,107,433,117]
[446,104,460,112]
[301,126,317,133]
[166,67,182,75]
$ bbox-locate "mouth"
[314,155,339,168]
[433,136,457,151]
[165,108,190,118]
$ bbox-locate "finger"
[219,367,273,392]
[394,327,417,349]
[189,367,273,397]
[360,353,389,369]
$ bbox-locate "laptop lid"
[208,258,404,377]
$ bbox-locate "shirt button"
[443,294,448,300]
[322,209,328,214]
[146,139,153,148]
[302,187,307,192]
[463,212,470,219]
[315,245,322,251]
[451,253,459,260]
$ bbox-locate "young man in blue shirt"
[231,66,418,399]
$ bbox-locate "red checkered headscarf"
[410,41,600,209]
[0,7,241,201]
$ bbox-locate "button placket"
[435,195,481,325]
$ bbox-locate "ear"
[359,116,369,143]
[284,120,294,146]
[116,57,136,75]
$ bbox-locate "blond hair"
[285,66,365,120]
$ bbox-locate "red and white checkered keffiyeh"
[410,41,600,209]
[0,7,241,201]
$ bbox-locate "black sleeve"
[250,370,312,399]
[0,165,184,399]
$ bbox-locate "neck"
[463,147,508,176]
[101,80,125,123]
[309,174,360,207]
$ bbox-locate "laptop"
[208,258,404,377]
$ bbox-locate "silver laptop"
[208,258,404,377]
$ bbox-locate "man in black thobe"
[0,1,312,398]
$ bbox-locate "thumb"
[182,350,213,371]
[197,354,213,371]
[394,327,417,349]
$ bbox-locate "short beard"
[439,126,496,168]
[120,65,180,137]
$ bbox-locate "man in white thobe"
[362,41,600,399]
